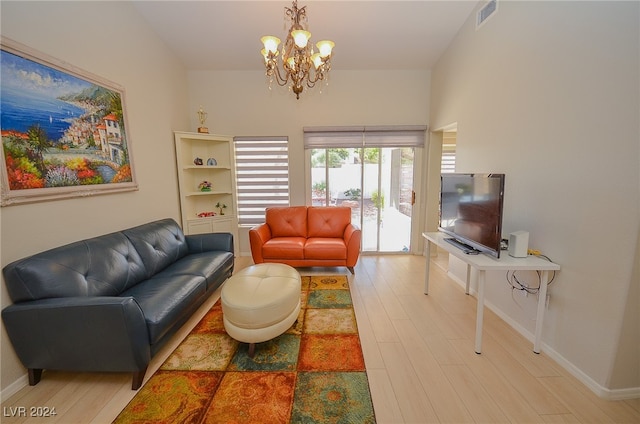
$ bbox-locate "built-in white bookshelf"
[174,131,238,251]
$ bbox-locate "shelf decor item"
[193,157,203,165]
[0,37,138,206]
[216,202,227,215]
[207,157,217,166]
[196,106,209,134]
[198,180,212,192]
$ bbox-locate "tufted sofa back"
[266,206,308,238]
[122,219,189,277]
[264,206,352,239]
[308,206,351,238]
[3,219,188,303]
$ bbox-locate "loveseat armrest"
[186,232,234,254]
[249,223,272,264]
[344,223,362,270]
[2,297,150,381]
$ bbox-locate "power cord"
[505,249,556,295]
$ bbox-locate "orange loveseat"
[249,206,361,273]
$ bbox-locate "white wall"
[186,69,431,254]
[0,1,190,393]
[430,1,639,396]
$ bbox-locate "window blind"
[234,137,289,226]
[441,131,456,173]
[303,125,427,149]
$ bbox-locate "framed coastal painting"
[0,37,138,206]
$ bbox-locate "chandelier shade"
[291,30,311,48]
[316,40,335,58]
[260,0,335,99]
[261,36,281,55]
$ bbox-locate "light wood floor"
[2,254,639,423]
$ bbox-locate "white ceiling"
[132,0,480,71]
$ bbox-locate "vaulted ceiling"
[132,1,480,71]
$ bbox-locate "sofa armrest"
[186,232,234,254]
[344,224,362,268]
[249,223,272,264]
[1,296,150,373]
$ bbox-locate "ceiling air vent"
[476,0,498,29]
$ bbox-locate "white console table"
[422,232,560,354]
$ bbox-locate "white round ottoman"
[221,263,301,357]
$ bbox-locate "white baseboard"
[447,271,640,400]
[536,337,640,400]
[604,386,640,401]
[1,373,28,401]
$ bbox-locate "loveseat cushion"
[266,206,308,238]
[308,206,351,238]
[262,237,306,260]
[120,273,206,345]
[3,232,147,303]
[122,218,189,278]
[304,238,348,260]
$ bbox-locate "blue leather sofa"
[2,218,234,390]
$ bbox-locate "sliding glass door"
[310,147,416,253]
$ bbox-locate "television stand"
[422,231,560,354]
[444,237,480,255]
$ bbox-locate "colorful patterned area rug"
[113,275,376,423]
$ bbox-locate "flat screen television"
[439,173,505,258]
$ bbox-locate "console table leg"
[475,270,486,354]
[424,239,431,294]
[465,264,471,295]
[533,271,550,354]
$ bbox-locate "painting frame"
[0,37,138,206]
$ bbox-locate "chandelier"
[261,0,335,99]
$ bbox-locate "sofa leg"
[132,368,147,390]
[248,343,256,358]
[28,368,43,386]
[347,267,355,274]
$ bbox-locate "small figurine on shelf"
[198,181,212,192]
[215,202,227,215]
[197,106,209,134]
[194,157,203,165]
